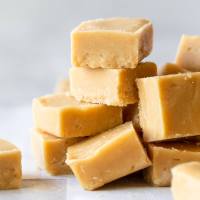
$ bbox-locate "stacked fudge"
[32,18,200,191]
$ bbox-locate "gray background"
[1,0,200,106]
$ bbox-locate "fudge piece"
[159,63,188,75]
[71,18,153,69]
[137,72,200,142]
[123,104,141,133]
[145,142,200,186]
[171,162,200,200]
[31,129,82,175]
[70,62,157,106]
[33,94,122,138]
[54,79,69,94]
[66,122,151,190]
[0,139,21,189]
[176,35,200,72]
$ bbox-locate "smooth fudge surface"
[171,162,200,200]
[137,72,200,142]
[70,62,157,106]
[31,129,82,175]
[33,94,122,138]
[71,18,153,69]
[159,63,188,75]
[0,139,21,189]
[66,122,151,190]
[176,35,200,72]
[145,142,200,186]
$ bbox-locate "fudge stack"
[32,18,200,191]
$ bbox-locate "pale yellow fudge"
[159,63,188,75]
[145,142,200,186]
[176,35,200,71]
[33,94,122,138]
[66,122,151,190]
[54,79,70,94]
[70,62,157,106]
[137,72,200,142]
[31,129,82,175]
[0,139,21,189]
[123,104,141,133]
[171,162,200,200]
[71,18,153,69]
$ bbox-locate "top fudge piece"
[71,18,153,69]
[33,94,122,138]
[176,35,200,72]
[137,72,200,142]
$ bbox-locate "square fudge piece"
[159,63,188,76]
[176,35,200,72]
[145,142,200,186]
[70,62,157,106]
[32,94,122,138]
[0,139,21,189]
[31,129,82,175]
[171,162,200,200]
[71,18,153,69]
[66,122,151,190]
[137,72,200,142]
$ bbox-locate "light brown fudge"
[31,129,82,175]
[159,63,188,75]
[33,94,122,138]
[137,72,200,142]
[71,18,153,69]
[0,139,21,189]
[171,161,200,200]
[145,142,200,186]
[70,62,157,106]
[66,122,151,190]
[176,35,200,71]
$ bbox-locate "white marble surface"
[0,105,173,200]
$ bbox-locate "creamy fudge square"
[32,94,122,138]
[70,62,157,106]
[159,63,188,76]
[71,18,153,69]
[176,35,200,72]
[171,162,200,200]
[66,122,151,190]
[145,142,200,186]
[137,72,200,142]
[31,129,82,175]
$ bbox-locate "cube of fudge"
[145,142,200,186]
[70,62,157,106]
[159,63,188,75]
[176,35,200,71]
[32,94,122,138]
[137,72,200,142]
[31,129,82,175]
[66,122,151,190]
[0,139,21,189]
[71,18,153,69]
[171,162,200,200]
